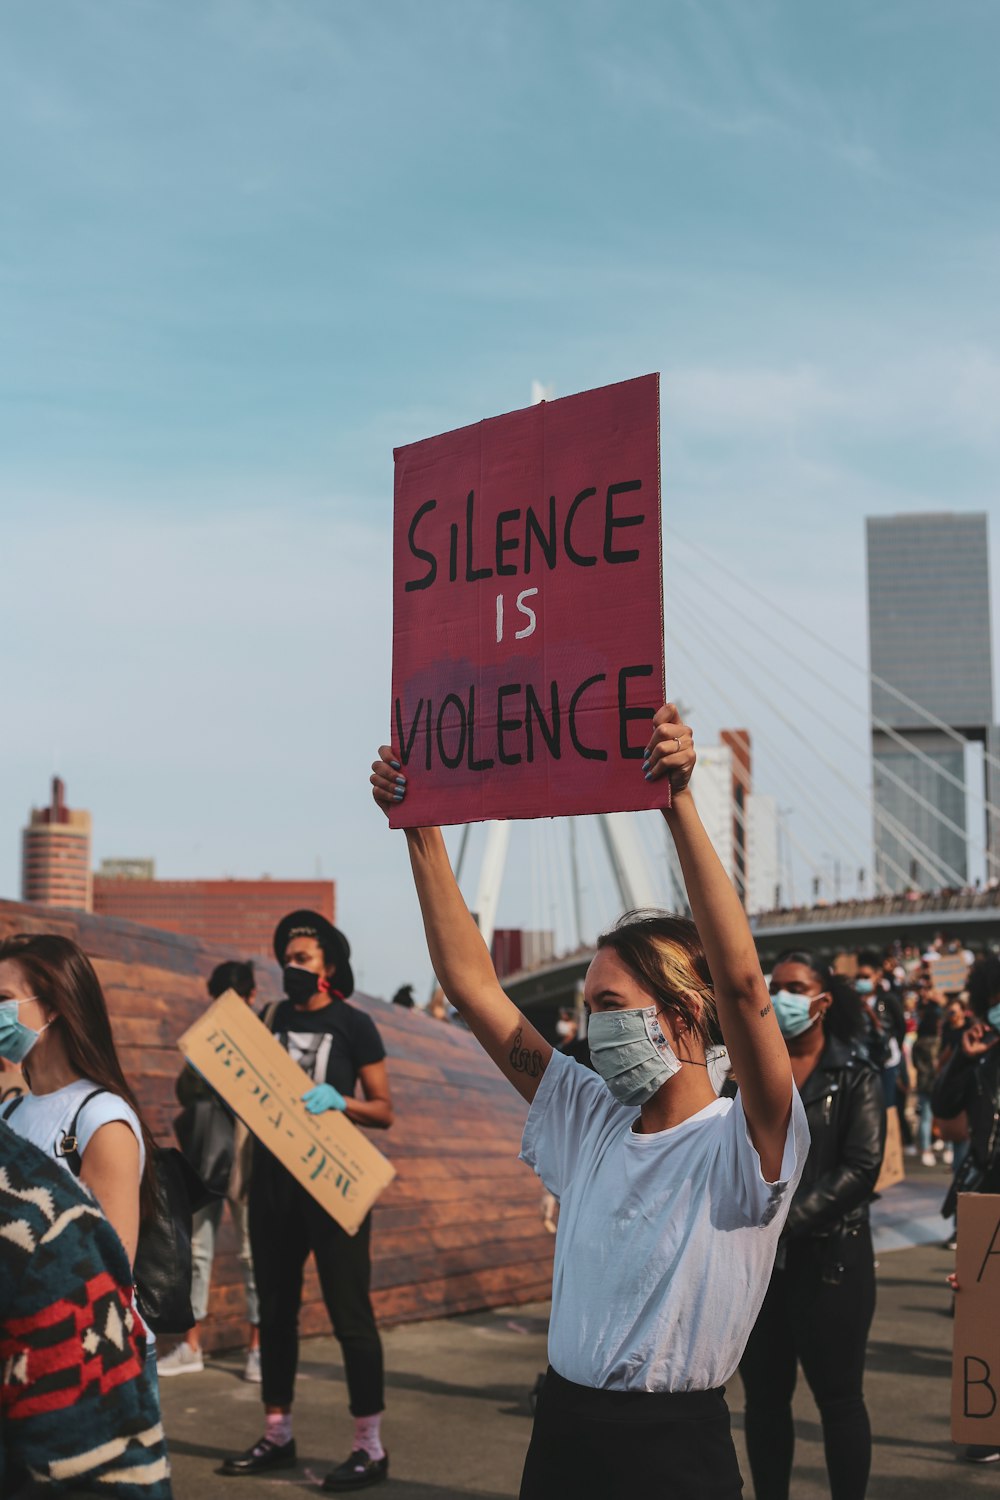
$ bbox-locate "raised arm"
[646,705,793,1179]
[371,749,552,1102]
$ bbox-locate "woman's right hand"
[962,1021,998,1059]
[371,746,407,819]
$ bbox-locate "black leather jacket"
[931,1039,1000,1172]
[783,1034,886,1240]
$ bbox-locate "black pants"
[519,1367,743,1499]
[249,1163,384,1416]
[739,1226,876,1500]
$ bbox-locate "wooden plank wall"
[0,900,555,1350]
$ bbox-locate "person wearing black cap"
[222,910,393,1492]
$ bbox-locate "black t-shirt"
[269,997,386,1097]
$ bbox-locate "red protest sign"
[390,374,666,828]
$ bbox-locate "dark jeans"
[880,1063,899,1111]
[249,1164,384,1417]
[519,1367,743,1499]
[739,1226,875,1500]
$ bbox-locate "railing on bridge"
[750,885,1000,932]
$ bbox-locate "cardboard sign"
[952,1194,1000,1443]
[934,953,970,994]
[178,991,395,1235]
[391,375,666,827]
[874,1106,904,1192]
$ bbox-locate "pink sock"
[352,1413,384,1461]
[265,1412,292,1446]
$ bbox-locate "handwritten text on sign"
[178,991,395,1235]
[391,375,666,827]
[952,1194,1000,1442]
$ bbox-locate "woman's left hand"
[371,746,406,819]
[644,704,697,795]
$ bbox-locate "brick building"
[491,928,556,980]
[21,778,93,912]
[92,876,336,960]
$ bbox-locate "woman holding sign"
[222,911,394,1493]
[372,705,808,1500]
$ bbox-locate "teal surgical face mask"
[987,1003,1000,1032]
[770,990,820,1039]
[587,1004,682,1106]
[0,996,51,1064]
[855,978,875,996]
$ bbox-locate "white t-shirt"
[520,1048,809,1393]
[3,1078,146,1178]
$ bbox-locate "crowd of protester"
[2,863,998,1497]
[752,881,1000,922]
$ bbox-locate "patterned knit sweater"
[0,1121,172,1497]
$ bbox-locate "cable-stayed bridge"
[444,530,999,1025]
[502,887,1000,1026]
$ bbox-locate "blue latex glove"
[302,1082,346,1115]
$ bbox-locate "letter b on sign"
[965,1358,998,1419]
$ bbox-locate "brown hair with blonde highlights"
[596,910,723,1054]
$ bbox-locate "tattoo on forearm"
[510,1028,543,1078]
[760,1003,772,1019]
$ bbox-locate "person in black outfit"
[222,910,393,1492]
[939,996,970,1072]
[165,959,261,1380]
[740,951,885,1500]
[855,950,907,1108]
[931,954,1000,1465]
[933,956,1000,1201]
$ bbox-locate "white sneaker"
[921,1151,936,1167]
[158,1341,204,1376]
[244,1347,262,1383]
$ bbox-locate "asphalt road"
[159,1233,985,1499]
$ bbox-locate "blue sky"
[3,0,998,997]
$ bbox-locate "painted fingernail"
[642,757,650,769]
[390,760,401,770]
[644,771,653,782]
[393,790,405,802]
[395,776,406,787]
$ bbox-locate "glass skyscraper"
[866,512,998,892]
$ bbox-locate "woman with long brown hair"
[0,932,156,1265]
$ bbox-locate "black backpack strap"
[56,1088,110,1177]
[261,1001,281,1033]
[2,1093,24,1121]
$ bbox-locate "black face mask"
[283,965,321,1005]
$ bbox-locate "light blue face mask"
[770,990,819,1039]
[987,1003,1000,1032]
[0,996,50,1064]
[587,1004,682,1106]
[855,978,875,996]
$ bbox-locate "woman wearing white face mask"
[371,704,809,1500]
[739,952,885,1500]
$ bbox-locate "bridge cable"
[668,596,962,890]
[669,566,993,866]
[670,529,1000,781]
[669,545,1000,833]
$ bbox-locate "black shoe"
[322,1449,389,1491]
[962,1445,1000,1463]
[220,1436,297,1476]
